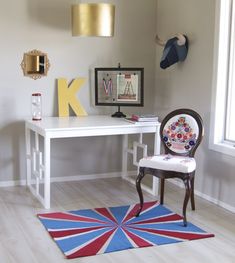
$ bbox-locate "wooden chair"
[135,109,204,226]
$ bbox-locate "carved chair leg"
[190,175,195,211]
[182,177,191,227]
[135,168,145,217]
[160,178,165,205]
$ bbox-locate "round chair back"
[160,109,204,157]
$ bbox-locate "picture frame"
[95,67,144,107]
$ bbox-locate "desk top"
[25,115,160,138]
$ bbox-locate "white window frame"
[210,0,235,157]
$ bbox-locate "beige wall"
[155,0,235,211]
[0,0,157,182]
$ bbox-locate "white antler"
[176,33,186,45]
[155,33,187,46]
[155,35,166,46]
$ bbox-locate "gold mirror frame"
[21,49,50,80]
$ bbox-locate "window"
[210,0,235,156]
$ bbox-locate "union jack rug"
[38,201,214,259]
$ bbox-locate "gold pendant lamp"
[71,3,115,37]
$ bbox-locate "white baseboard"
[0,171,124,188]
[169,178,235,214]
[0,180,26,187]
[50,171,122,183]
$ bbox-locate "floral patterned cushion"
[162,114,199,153]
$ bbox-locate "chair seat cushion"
[139,154,196,173]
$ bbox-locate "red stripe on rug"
[129,226,215,240]
[130,214,183,225]
[66,228,116,259]
[95,208,117,223]
[38,212,105,224]
[49,226,109,238]
[123,201,159,223]
[123,228,153,247]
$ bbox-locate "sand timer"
[31,93,42,120]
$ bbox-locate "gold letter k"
[57,78,87,117]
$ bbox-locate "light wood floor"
[0,178,234,263]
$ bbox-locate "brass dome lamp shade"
[71,3,115,37]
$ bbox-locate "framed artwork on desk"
[94,67,144,117]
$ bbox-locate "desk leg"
[152,125,161,196]
[25,126,31,187]
[122,134,128,178]
[44,136,51,209]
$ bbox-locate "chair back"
[160,109,204,157]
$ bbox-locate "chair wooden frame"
[135,109,204,226]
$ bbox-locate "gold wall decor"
[71,3,115,37]
[21,49,50,80]
[57,78,87,117]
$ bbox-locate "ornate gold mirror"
[21,49,50,80]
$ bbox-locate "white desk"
[25,115,161,208]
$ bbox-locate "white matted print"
[117,73,138,101]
